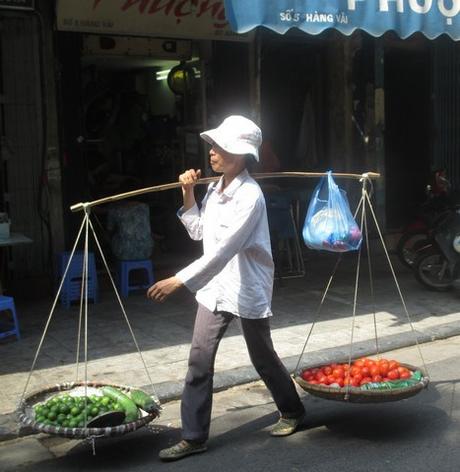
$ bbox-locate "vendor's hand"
[146,276,183,303]
[179,169,201,191]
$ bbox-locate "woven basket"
[17,381,159,439]
[294,363,429,404]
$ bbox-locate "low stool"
[0,295,20,341]
[117,259,154,297]
[56,251,99,308]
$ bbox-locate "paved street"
[1,335,459,471]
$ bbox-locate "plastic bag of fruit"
[302,171,362,252]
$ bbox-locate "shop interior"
[58,33,212,271]
[57,34,256,277]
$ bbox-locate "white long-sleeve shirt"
[175,169,274,319]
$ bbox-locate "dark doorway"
[384,38,431,229]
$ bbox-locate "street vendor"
[147,115,306,462]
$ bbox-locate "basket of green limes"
[17,381,160,439]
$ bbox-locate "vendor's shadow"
[15,424,181,472]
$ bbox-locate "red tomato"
[372,375,383,383]
[350,366,362,377]
[370,365,380,377]
[360,377,372,386]
[351,378,361,387]
[378,362,390,376]
[387,369,400,380]
[361,367,371,377]
[397,366,410,375]
[301,370,312,380]
[318,375,328,384]
[332,367,345,379]
[353,373,363,383]
[388,360,399,371]
[311,368,320,375]
[336,378,344,387]
[364,359,375,368]
[327,375,336,385]
[378,358,388,364]
[315,371,324,381]
[343,378,351,386]
[400,371,411,380]
[323,366,333,376]
[353,359,365,368]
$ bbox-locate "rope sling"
[18,170,428,442]
[293,176,429,402]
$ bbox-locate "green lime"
[68,419,78,428]
[47,412,57,421]
[34,405,44,415]
[59,404,70,414]
[57,414,67,424]
[41,407,50,417]
[62,420,69,427]
[101,396,111,407]
[70,406,80,416]
[50,405,59,414]
[90,406,99,416]
[36,415,46,424]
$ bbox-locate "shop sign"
[56,0,252,42]
[0,0,34,10]
[224,0,460,40]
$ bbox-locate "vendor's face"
[209,144,245,175]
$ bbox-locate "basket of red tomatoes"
[295,357,429,403]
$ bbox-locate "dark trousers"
[181,304,305,442]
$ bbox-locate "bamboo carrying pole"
[70,171,380,212]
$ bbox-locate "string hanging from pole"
[293,176,429,403]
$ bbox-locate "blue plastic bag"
[302,171,362,252]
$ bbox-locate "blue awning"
[224,0,460,40]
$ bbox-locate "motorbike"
[413,207,460,291]
[396,171,452,269]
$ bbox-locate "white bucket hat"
[200,115,262,162]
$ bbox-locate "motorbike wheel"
[396,231,431,269]
[414,248,455,291]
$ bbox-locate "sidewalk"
[1,248,460,441]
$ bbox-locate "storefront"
[55,0,254,255]
[225,0,460,230]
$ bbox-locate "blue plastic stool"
[56,251,98,308]
[117,259,154,297]
[0,295,20,341]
